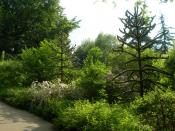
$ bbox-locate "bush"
[56,100,151,131]
[131,89,175,130]
[31,79,85,101]
[30,98,74,121]
[0,60,25,87]
[0,87,33,109]
[0,87,73,122]
[0,86,152,131]
[79,47,108,100]
[21,40,60,84]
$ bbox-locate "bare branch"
[141,56,168,61]
[114,49,137,57]
[112,69,139,80]
[114,80,140,84]
[143,65,173,77]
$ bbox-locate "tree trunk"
[60,38,64,82]
[137,40,144,97]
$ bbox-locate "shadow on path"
[0,102,55,131]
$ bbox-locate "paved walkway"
[0,102,55,131]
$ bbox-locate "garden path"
[0,102,55,131]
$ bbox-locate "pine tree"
[155,14,174,54]
[48,17,78,83]
[115,5,172,97]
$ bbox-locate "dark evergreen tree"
[155,14,174,53]
[115,5,172,97]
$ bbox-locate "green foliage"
[79,47,108,99]
[21,40,60,84]
[165,47,175,73]
[74,39,95,68]
[0,86,74,122]
[1,50,5,61]
[94,33,118,65]
[30,98,74,121]
[74,33,118,68]
[108,48,162,103]
[95,33,118,51]
[56,100,151,131]
[116,5,170,97]
[54,33,75,83]
[0,0,78,54]
[0,86,152,131]
[0,87,34,109]
[131,89,175,130]
[155,14,174,53]
[0,60,25,87]
[164,47,175,89]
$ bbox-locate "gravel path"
[0,102,55,131]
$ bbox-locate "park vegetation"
[0,0,175,130]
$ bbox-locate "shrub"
[131,88,175,130]
[0,86,152,131]
[0,87,33,109]
[31,79,84,101]
[79,47,108,100]
[56,100,151,131]
[0,87,73,122]
[30,98,74,121]
[21,40,60,84]
[0,60,25,87]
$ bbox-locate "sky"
[60,0,175,46]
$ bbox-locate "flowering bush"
[31,79,84,104]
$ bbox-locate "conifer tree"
[156,14,174,53]
[47,17,78,83]
[115,5,172,97]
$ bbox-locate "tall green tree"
[115,5,172,97]
[0,0,77,55]
[55,32,76,83]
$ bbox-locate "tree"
[55,33,75,83]
[50,16,79,82]
[74,39,95,68]
[115,5,172,97]
[95,33,118,65]
[21,40,61,84]
[74,33,118,68]
[155,14,174,53]
[0,0,77,55]
[79,47,108,99]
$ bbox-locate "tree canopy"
[0,0,78,55]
